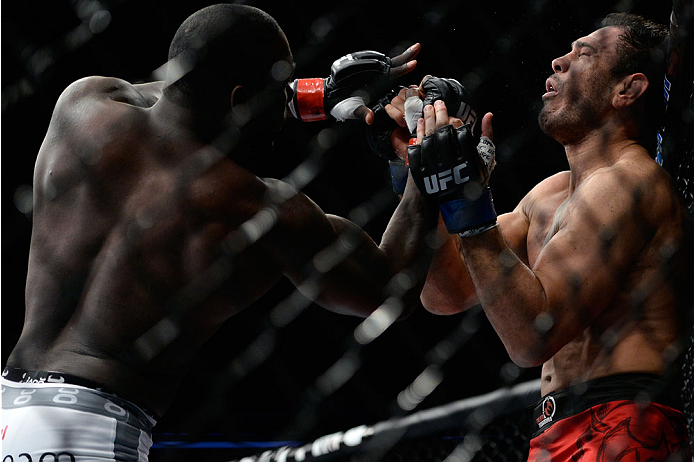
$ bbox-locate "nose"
[551,53,570,73]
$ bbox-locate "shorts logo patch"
[536,396,556,428]
[47,374,65,383]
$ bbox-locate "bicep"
[498,208,530,265]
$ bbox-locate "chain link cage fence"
[2,0,692,461]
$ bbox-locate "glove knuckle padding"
[422,77,477,129]
[429,125,477,198]
[331,58,390,86]
[329,51,390,88]
[323,51,392,118]
[433,125,472,166]
[348,50,389,62]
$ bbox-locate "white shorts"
[1,377,157,461]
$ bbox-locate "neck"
[152,94,272,173]
[562,120,643,193]
[151,95,196,135]
[154,95,238,145]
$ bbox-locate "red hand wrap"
[406,138,417,165]
[296,78,327,122]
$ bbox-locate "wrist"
[388,159,409,195]
[458,222,498,237]
[289,78,327,122]
[438,187,497,234]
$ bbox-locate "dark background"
[1,0,673,460]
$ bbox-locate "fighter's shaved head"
[164,4,290,112]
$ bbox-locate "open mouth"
[543,78,558,99]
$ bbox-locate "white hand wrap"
[329,96,365,122]
[477,136,496,179]
[404,95,424,134]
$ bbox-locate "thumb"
[354,105,374,125]
[480,112,493,142]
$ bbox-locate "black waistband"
[2,367,161,421]
[3,367,112,390]
[531,372,682,437]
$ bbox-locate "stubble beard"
[542,97,609,146]
[538,76,612,146]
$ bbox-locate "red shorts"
[528,398,690,461]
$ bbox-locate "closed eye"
[571,40,596,58]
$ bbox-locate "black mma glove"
[408,124,497,235]
[422,77,478,131]
[392,77,479,194]
[366,86,406,161]
[288,51,392,122]
[365,86,410,195]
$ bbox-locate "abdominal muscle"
[540,323,669,396]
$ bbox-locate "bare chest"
[525,193,571,266]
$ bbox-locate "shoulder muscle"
[56,76,159,111]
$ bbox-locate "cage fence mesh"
[2,0,693,461]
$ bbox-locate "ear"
[612,73,648,109]
[230,85,247,109]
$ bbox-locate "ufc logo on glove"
[422,163,470,193]
[408,124,497,235]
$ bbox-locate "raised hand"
[288,44,421,124]
[408,101,497,235]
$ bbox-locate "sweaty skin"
[415,26,687,397]
[5,34,434,416]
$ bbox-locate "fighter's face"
[280,54,296,124]
[267,33,294,134]
[539,26,622,144]
[242,32,294,144]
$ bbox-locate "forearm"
[370,173,438,315]
[378,175,439,301]
[310,176,436,317]
[459,227,551,366]
[420,217,478,314]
